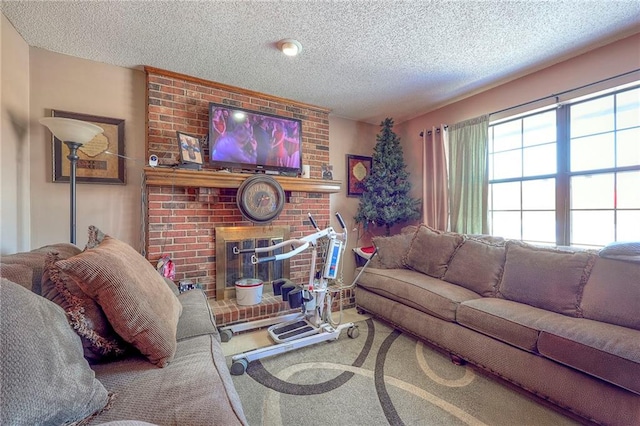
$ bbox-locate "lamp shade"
[39,117,104,144]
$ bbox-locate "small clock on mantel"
[236,175,285,224]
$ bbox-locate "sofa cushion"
[357,267,481,321]
[371,232,414,269]
[0,263,34,290]
[41,252,130,363]
[164,277,180,296]
[0,279,112,425]
[581,257,640,331]
[88,334,247,425]
[404,224,464,278]
[56,236,183,367]
[443,237,506,296]
[498,241,596,317]
[536,317,640,395]
[468,234,506,244]
[0,243,81,294]
[456,298,552,352]
[176,289,220,342]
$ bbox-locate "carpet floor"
[228,318,581,426]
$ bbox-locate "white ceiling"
[2,1,640,124]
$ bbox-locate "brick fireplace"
[142,67,354,323]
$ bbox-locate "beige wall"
[1,15,31,254]
[29,48,146,250]
[397,32,640,194]
[328,115,378,285]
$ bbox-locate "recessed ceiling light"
[278,39,302,57]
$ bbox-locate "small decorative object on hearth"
[156,254,175,280]
[235,278,263,306]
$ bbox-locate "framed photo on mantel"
[177,131,204,169]
[51,110,125,184]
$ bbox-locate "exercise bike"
[220,212,372,375]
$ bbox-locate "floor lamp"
[40,117,104,245]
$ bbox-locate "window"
[488,85,640,248]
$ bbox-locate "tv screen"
[208,103,302,175]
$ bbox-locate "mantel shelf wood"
[144,167,342,193]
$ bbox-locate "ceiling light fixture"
[278,39,302,57]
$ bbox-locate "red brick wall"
[144,67,334,299]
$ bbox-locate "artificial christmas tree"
[355,118,420,235]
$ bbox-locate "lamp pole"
[39,116,104,246]
[65,141,82,245]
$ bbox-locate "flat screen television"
[208,103,302,175]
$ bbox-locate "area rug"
[228,318,580,426]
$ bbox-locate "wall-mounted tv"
[208,103,302,175]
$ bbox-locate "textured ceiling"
[2,1,640,124]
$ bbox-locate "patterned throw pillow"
[56,236,183,367]
[41,252,130,363]
[0,279,112,425]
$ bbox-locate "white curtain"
[448,115,489,234]
[422,126,449,231]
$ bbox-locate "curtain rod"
[490,68,640,117]
[419,125,448,138]
[418,68,639,138]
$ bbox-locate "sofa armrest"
[176,289,220,342]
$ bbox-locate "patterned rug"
[228,318,580,426]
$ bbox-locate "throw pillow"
[403,224,464,278]
[41,252,131,363]
[498,241,597,317]
[443,237,506,296]
[56,236,183,367]
[400,224,419,235]
[30,242,82,259]
[0,263,34,291]
[581,256,640,330]
[0,243,81,294]
[598,241,640,263]
[371,232,414,269]
[0,278,112,425]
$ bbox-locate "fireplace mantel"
[144,167,341,193]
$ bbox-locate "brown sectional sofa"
[1,239,247,426]
[355,224,640,425]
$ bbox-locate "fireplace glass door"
[215,226,290,300]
